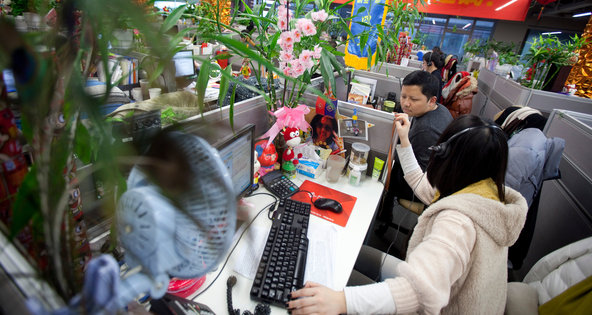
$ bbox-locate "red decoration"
[536,0,557,20]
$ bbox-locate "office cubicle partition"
[527,90,592,115]
[371,63,417,79]
[513,110,592,280]
[334,70,403,103]
[182,94,271,138]
[475,69,592,120]
[471,90,488,117]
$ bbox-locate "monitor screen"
[2,69,16,93]
[173,50,196,78]
[216,124,255,199]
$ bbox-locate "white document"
[303,220,338,290]
[233,225,268,279]
[354,77,378,101]
[233,220,338,291]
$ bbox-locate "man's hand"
[287,282,347,315]
[395,113,412,147]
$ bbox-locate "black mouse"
[313,198,343,214]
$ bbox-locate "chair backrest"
[523,236,592,305]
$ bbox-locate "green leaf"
[335,0,355,11]
[74,123,92,164]
[268,31,281,53]
[196,60,211,117]
[320,50,336,94]
[11,167,41,238]
[218,66,231,109]
[161,5,188,34]
[354,21,372,28]
[327,52,344,78]
[229,84,237,131]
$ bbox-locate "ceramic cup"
[326,155,346,183]
[148,88,161,99]
[131,87,143,101]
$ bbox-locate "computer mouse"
[313,198,343,214]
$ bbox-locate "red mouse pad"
[291,180,357,227]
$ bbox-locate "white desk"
[189,172,384,314]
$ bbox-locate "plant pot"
[542,64,573,92]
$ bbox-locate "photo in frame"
[337,118,368,141]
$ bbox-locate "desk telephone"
[260,170,299,199]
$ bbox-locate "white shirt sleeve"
[396,144,421,175]
[344,282,396,314]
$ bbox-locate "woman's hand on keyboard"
[287,281,346,315]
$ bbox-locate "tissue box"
[296,159,322,179]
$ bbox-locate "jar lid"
[351,142,370,153]
[349,162,368,171]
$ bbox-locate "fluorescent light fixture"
[542,31,562,35]
[432,19,436,24]
[495,0,518,11]
[573,12,591,18]
[462,23,472,29]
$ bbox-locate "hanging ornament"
[536,0,557,21]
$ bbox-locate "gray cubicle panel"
[513,109,592,280]
[526,89,592,116]
[371,63,417,79]
[477,69,497,97]
[181,95,271,139]
[489,76,531,109]
[476,69,592,117]
[407,59,423,69]
[480,96,504,120]
[353,70,402,100]
[471,90,488,117]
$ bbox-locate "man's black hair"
[402,70,440,100]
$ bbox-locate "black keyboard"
[250,199,311,307]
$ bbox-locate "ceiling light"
[542,31,562,35]
[462,23,472,29]
[573,12,591,18]
[495,0,518,11]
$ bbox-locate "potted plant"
[0,0,196,309]
[521,34,588,90]
[376,0,425,66]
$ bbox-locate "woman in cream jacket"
[287,114,528,314]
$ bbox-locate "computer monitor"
[215,124,255,199]
[173,50,196,78]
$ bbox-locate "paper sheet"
[303,221,338,290]
[233,221,338,291]
[233,225,268,279]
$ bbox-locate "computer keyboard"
[250,198,311,307]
